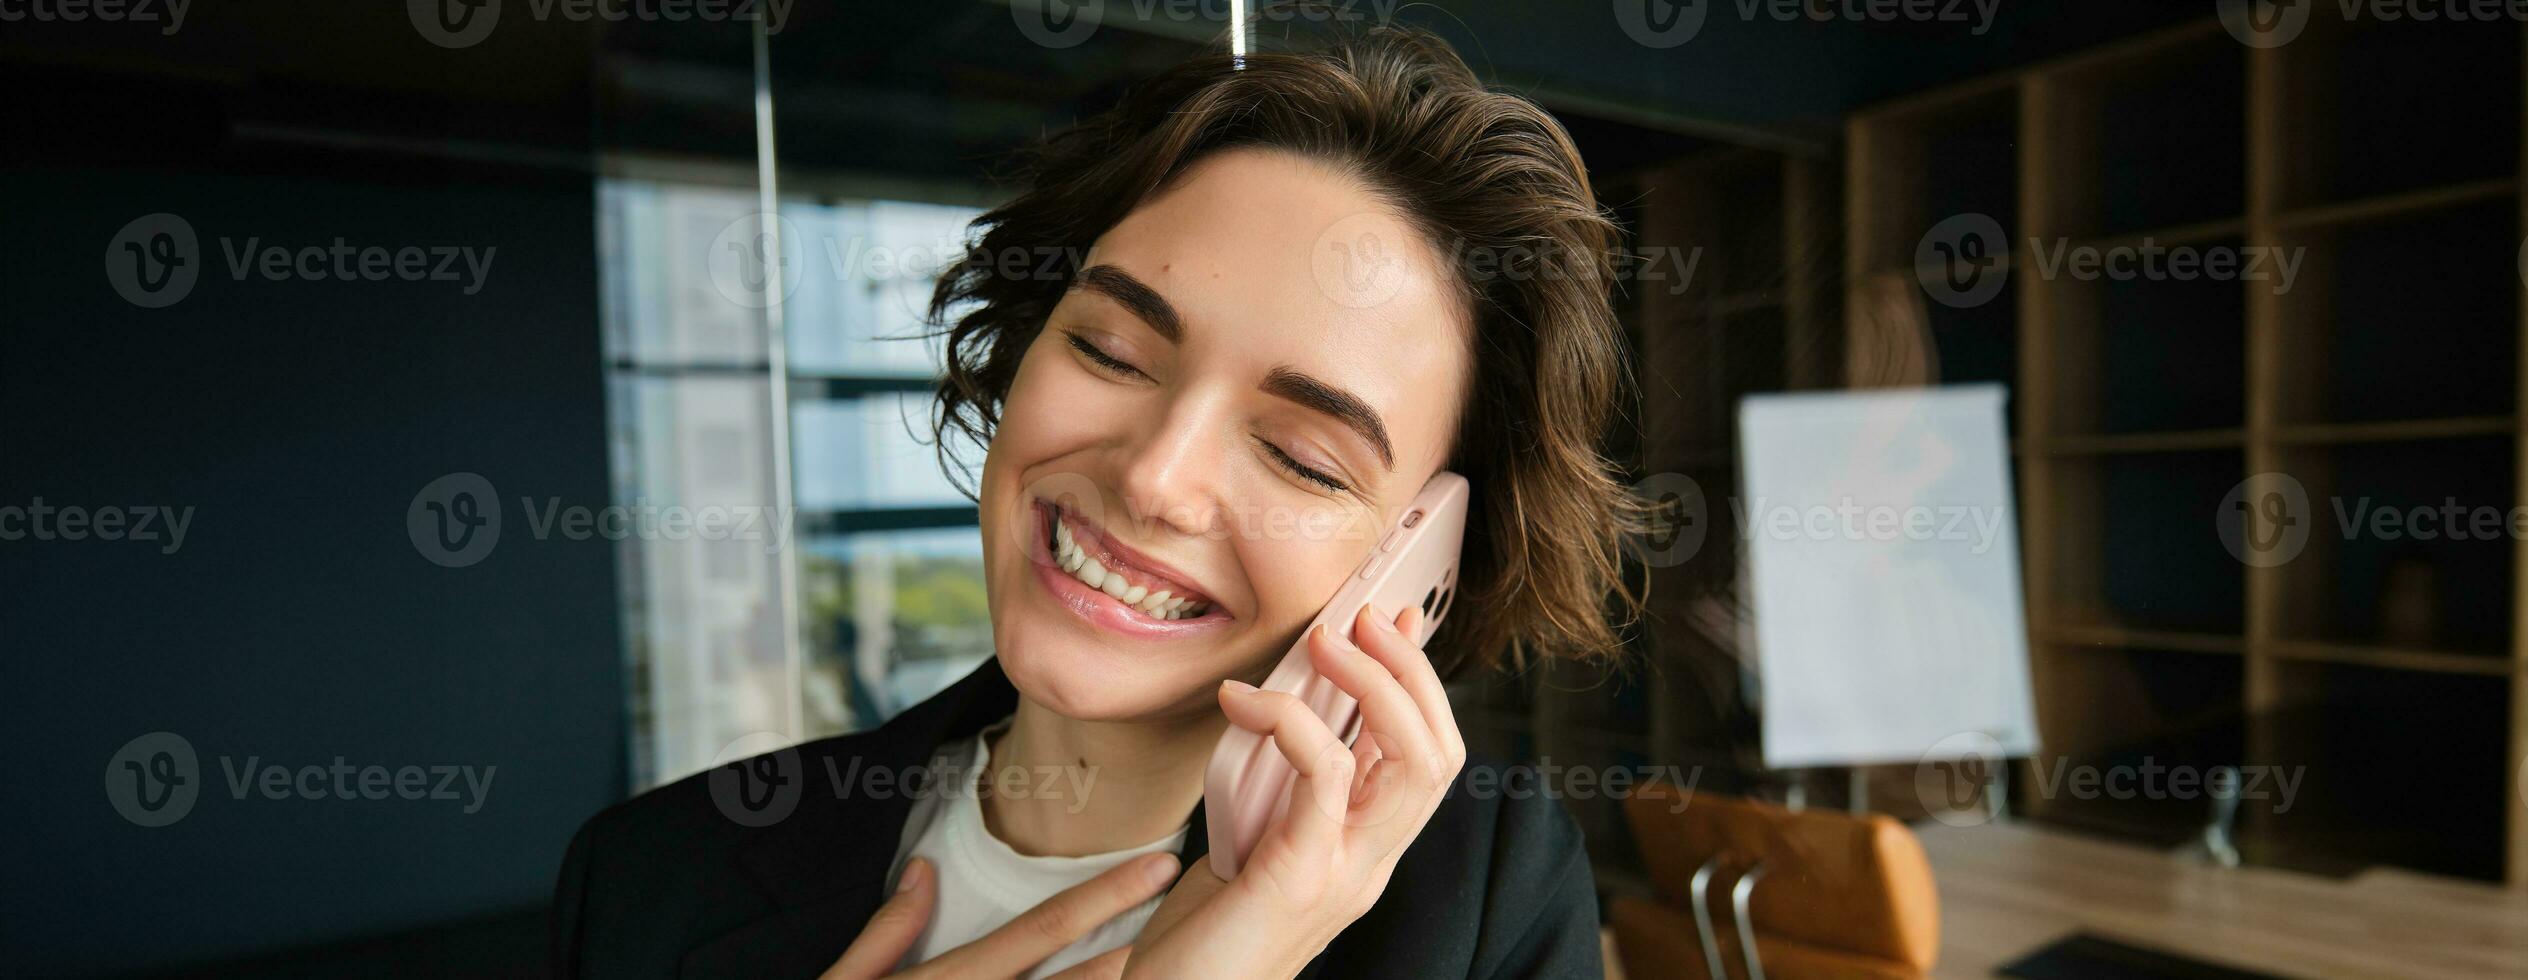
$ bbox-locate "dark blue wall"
[0,161,626,975]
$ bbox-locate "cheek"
[1232,505,1382,648]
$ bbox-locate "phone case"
[1202,471,1470,879]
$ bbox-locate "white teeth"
[1051,513,1211,620]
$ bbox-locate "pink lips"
[1030,498,1232,640]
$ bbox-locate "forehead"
[1082,148,1473,472]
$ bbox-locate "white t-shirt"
[896,718,1190,979]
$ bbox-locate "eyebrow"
[1073,264,1180,343]
[1075,263,1395,471]
[1263,367,1396,471]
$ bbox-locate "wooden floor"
[1918,821,2528,979]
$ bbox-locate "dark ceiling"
[2,1,2209,187]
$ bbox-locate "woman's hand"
[1126,603,1469,980]
[820,852,1182,980]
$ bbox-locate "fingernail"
[896,858,926,894]
[1222,679,1258,696]
[1141,854,1180,888]
[1367,604,1398,632]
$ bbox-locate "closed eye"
[1257,436,1352,495]
[1064,331,1146,379]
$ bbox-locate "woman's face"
[975,148,1473,722]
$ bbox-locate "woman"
[553,28,1643,980]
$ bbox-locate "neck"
[978,696,1225,857]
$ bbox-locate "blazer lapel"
[681,658,1022,978]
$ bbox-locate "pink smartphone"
[1202,471,1470,879]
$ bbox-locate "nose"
[1115,392,1228,539]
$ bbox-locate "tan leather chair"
[1606,782,1939,979]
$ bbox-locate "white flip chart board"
[1737,384,2038,769]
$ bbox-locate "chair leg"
[1688,855,1730,980]
[1730,862,1770,980]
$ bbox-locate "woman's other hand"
[820,852,1181,980]
[1130,603,1468,979]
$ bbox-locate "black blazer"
[551,658,1602,978]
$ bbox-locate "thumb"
[820,857,938,980]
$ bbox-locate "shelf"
[2243,662,2511,883]
[2038,626,2245,657]
[2270,416,2517,446]
[2021,429,2245,456]
[2270,437,2518,654]
[2268,12,2521,209]
[2272,178,2515,232]
[2263,640,2514,678]
[2284,200,2521,424]
[2071,217,2247,253]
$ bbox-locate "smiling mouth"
[1042,503,1217,621]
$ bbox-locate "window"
[599,172,992,789]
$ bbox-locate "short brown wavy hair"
[928,28,1644,677]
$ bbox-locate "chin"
[992,627,1231,722]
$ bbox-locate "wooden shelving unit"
[1451,144,1840,878]
[1849,15,2528,886]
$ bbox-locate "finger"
[1359,603,1467,768]
[1043,945,1133,980]
[931,852,1180,979]
[1219,673,1353,854]
[1137,856,1224,943]
[820,857,936,980]
[1317,610,1442,783]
